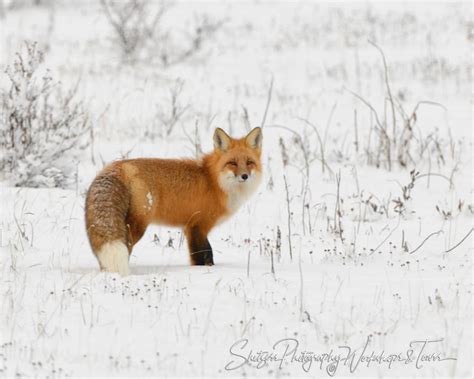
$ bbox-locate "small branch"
[298,243,304,320]
[247,250,251,278]
[260,76,274,129]
[266,124,310,177]
[241,105,251,131]
[412,100,448,114]
[409,230,444,254]
[370,216,401,254]
[344,86,385,131]
[297,117,327,174]
[368,40,396,145]
[323,101,337,145]
[270,247,275,275]
[354,109,359,154]
[445,228,473,253]
[283,174,293,261]
[334,170,344,243]
[414,172,453,187]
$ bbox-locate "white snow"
[0,1,471,378]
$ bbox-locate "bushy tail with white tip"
[85,173,131,276]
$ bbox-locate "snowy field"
[0,0,472,377]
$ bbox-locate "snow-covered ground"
[0,1,472,377]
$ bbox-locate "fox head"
[212,127,262,200]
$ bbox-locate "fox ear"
[245,127,262,150]
[213,128,232,152]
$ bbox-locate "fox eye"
[246,160,255,166]
[227,160,238,166]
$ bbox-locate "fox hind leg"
[185,226,214,266]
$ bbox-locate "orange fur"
[85,127,262,274]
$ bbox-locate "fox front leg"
[185,226,214,266]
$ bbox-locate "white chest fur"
[218,171,261,216]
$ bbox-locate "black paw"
[191,250,214,266]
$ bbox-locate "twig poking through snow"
[445,228,473,253]
[370,216,401,254]
[368,40,397,147]
[246,250,250,278]
[260,75,274,128]
[298,242,304,321]
[415,172,453,188]
[270,247,275,276]
[283,174,293,261]
[334,170,344,243]
[409,230,444,255]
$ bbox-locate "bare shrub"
[346,42,455,171]
[100,0,166,63]
[158,13,224,67]
[0,42,89,188]
[155,79,190,136]
[142,79,191,140]
[101,0,223,65]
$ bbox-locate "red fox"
[85,127,262,275]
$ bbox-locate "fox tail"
[85,173,131,276]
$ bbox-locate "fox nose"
[241,174,248,181]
